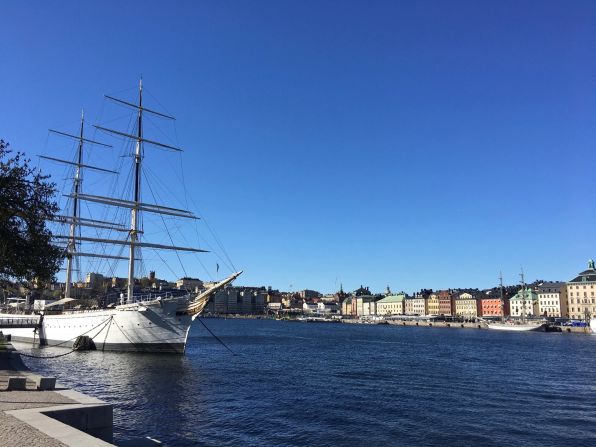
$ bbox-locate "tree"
[0,140,63,285]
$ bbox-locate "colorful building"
[438,290,453,316]
[566,260,596,320]
[479,291,509,318]
[454,292,479,319]
[426,293,440,316]
[536,281,567,318]
[406,294,427,316]
[376,294,406,316]
[509,289,538,318]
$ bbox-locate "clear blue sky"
[2,0,596,294]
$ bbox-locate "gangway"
[0,316,41,329]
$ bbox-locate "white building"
[317,301,339,314]
[303,302,318,313]
[509,289,538,318]
[536,282,567,318]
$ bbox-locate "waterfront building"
[427,293,440,316]
[454,293,479,319]
[376,293,406,316]
[536,281,567,318]
[317,301,339,314]
[299,289,321,300]
[85,272,105,287]
[438,290,453,316]
[479,290,509,318]
[176,277,203,292]
[354,295,379,316]
[404,296,415,315]
[208,286,267,314]
[341,297,355,316]
[566,260,596,320]
[111,277,126,288]
[266,288,283,304]
[303,301,318,313]
[509,289,538,318]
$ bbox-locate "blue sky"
[1,0,596,294]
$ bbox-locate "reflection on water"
[21,319,596,446]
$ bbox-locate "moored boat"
[487,322,546,332]
[1,80,242,354]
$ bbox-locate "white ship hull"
[0,296,192,354]
[590,318,596,334]
[487,322,545,332]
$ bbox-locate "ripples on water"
[22,319,596,446]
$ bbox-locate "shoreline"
[204,313,593,334]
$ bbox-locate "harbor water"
[21,318,596,446]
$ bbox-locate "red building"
[437,290,453,316]
[479,296,510,317]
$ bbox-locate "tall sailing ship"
[0,80,241,353]
[487,270,544,332]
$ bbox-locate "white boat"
[0,80,242,354]
[590,318,596,334]
[487,270,544,332]
[1,274,240,353]
[487,322,545,332]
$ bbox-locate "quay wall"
[341,319,592,334]
[0,334,114,446]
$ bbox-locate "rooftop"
[568,260,596,283]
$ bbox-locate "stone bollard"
[7,377,27,390]
[36,377,56,391]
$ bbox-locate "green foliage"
[0,140,63,284]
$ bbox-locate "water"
[21,319,596,446]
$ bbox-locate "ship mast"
[44,114,116,298]
[81,80,208,305]
[64,110,85,299]
[46,83,213,304]
[127,79,143,303]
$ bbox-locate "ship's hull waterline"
[0,296,193,354]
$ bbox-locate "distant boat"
[487,270,544,332]
[487,322,545,332]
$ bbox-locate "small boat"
[590,317,596,334]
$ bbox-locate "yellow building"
[376,294,405,316]
[454,293,478,319]
[566,260,596,320]
[426,293,440,316]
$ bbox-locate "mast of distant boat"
[520,268,526,324]
[499,271,504,324]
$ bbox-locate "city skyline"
[2,1,595,293]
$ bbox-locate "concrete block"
[7,377,27,390]
[36,377,56,390]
